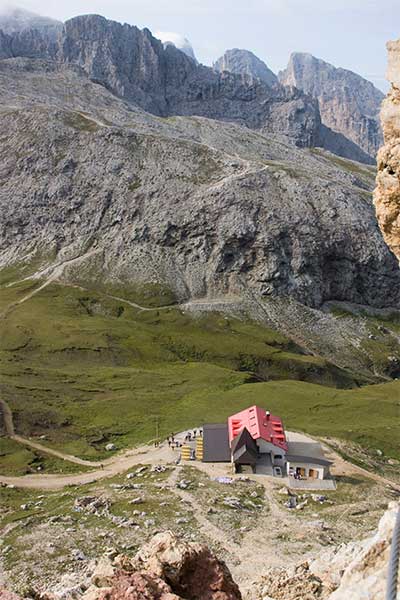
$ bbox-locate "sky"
[1,0,398,91]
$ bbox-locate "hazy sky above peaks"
[1,0,398,91]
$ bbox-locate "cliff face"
[0,58,398,310]
[279,53,384,161]
[57,16,320,147]
[0,14,386,162]
[213,48,278,87]
[374,39,400,260]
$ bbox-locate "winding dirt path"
[1,427,398,493]
[0,443,170,489]
[323,443,400,492]
[1,261,399,494]
[10,435,101,467]
[172,479,243,561]
[0,248,102,319]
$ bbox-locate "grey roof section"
[202,423,231,463]
[232,427,258,464]
[286,455,332,467]
[286,441,332,467]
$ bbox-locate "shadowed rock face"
[279,52,384,162]
[213,49,278,87]
[374,39,400,261]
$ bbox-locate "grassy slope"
[0,279,399,474]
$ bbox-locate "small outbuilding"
[202,423,231,462]
[286,441,332,479]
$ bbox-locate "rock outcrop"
[213,49,278,87]
[374,39,400,261]
[0,590,21,600]
[84,532,242,600]
[2,505,399,600]
[279,52,384,162]
[250,502,400,600]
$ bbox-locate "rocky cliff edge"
[374,39,400,261]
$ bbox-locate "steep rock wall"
[279,53,384,161]
[374,39,400,260]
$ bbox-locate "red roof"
[228,405,288,451]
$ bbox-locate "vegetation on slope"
[0,278,399,475]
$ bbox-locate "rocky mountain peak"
[0,5,62,35]
[0,12,383,162]
[213,48,278,87]
[279,52,385,160]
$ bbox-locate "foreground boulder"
[0,591,21,600]
[374,38,400,260]
[84,532,241,600]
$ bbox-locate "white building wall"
[286,461,325,479]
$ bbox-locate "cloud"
[155,30,197,61]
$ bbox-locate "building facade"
[203,404,332,480]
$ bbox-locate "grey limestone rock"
[0,58,398,312]
[213,48,278,87]
[279,52,384,162]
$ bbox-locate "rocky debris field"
[0,459,398,598]
[1,497,399,600]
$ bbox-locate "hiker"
[101,463,104,470]
[168,439,171,448]
[193,429,197,438]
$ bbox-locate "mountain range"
[0,9,385,164]
[0,8,399,379]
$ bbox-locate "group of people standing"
[167,433,181,450]
[154,429,203,449]
[184,429,202,442]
